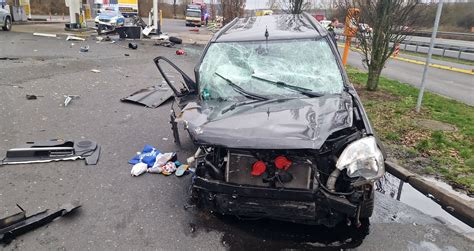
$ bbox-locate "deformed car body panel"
[177,93,353,149]
[121,86,174,108]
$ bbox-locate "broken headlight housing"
[336,136,384,181]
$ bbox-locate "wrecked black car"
[155,14,385,227]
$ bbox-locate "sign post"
[416,0,443,113]
[342,8,360,66]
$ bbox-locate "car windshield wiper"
[251,75,325,98]
[221,98,295,115]
[215,72,268,101]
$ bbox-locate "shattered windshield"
[199,39,344,101]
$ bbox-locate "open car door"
[154,56,199,146]
[154,56,198,109]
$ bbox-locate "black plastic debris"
[25,95,37,100]
[116,26,142,39]
[121,86,173,108]
[0,57,19,61]
[1,139,101,166]
[169,37,182,44]
[0,202,80,244]
[128,42,138,50]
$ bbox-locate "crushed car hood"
[177,93,354,149]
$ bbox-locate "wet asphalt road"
[0,32,473,250]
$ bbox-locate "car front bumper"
[193,176,361,226]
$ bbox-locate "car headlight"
[336,136,384,180]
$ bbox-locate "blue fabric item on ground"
[128,145,161,167]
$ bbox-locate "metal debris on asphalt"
[64,95,80,106]
[0,202,81,244]
[80,45,89,52]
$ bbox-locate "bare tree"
[339,0,421,91]
[173,0,177,18]
[220,0,246,25]
[267,0,278,9]
[279,0,311,14]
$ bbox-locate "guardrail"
[338,34,474,61]
[398,39,474,60]
[405,31,474,42]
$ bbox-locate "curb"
[13,21,68,25]
[385,161,474,227]
[337,44,474,76]
[392,56,474,75]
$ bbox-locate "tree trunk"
[367,66,382,91]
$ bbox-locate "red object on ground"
[189,28,200,32]
[275,156,292,170]
[176,49,185,55]
[251,161,267,176]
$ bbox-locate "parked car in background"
[155,14,385,228]
[94,9,125,34]
[0,3,12,31]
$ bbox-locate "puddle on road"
[376,173,473,233]
[187,212,371,250]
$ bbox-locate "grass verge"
[399,50,474,67]
[347,67,474,195]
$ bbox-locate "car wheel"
[359,189,374,218]
[3,16,11,31]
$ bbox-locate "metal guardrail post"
[458,48,463,59]
[415,43,419,53]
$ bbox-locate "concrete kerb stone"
[385,161,474,227]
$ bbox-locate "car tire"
[169,36,182,44]
[3,16,11,31]
[359,189,374,218]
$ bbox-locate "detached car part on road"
[155,14,385,227]
[1,139,101,166]
[0,202,80,244]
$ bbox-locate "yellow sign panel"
[344,8,360,37]
[119,0,138,4]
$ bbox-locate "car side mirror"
[154,56,197,97]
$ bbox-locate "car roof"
[212,14,327,43]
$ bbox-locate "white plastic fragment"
[66,35,86,41]
[131,162,148,176]
[33,33,57,38]
[91,69,101,73]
